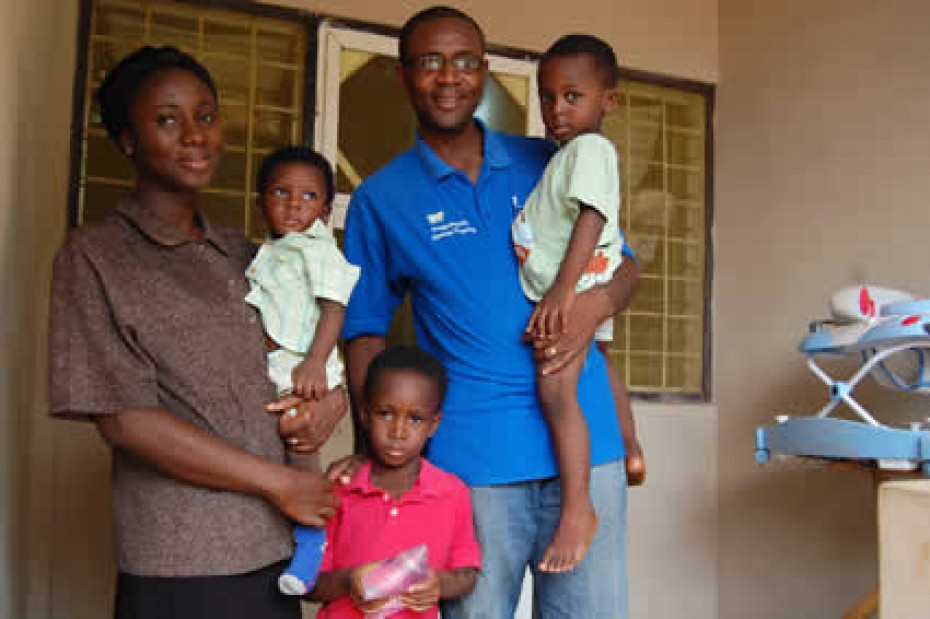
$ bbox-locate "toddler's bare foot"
[538,504,598,573]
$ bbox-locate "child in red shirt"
[308,347,480,618]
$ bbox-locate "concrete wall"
[0,1,22,615]
[266,0,718,83]
[5,1,719,618]
[1,0,79,617]
[716,0,930,616]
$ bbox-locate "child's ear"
[321,202,333,225]
[602,87,619,115]
[427,410,443,438]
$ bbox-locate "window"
[70,5,712,399]
[603,79,712,398]
[73,0,309,240]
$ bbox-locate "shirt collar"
[345,459,452,502]
[414,117,513,181]
[265,218,332,243]
[115,197,231,255]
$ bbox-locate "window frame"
[614,67,715,403]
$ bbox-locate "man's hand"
[530,285,605,376]
[533,259,639,376]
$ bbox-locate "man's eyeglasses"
[403,53,484,73]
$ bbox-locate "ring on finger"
[286,408,298,419]
[287,437,299,446]
[548,346,557,357]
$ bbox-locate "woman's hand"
[268,387,348,453]
[265,467,337,527]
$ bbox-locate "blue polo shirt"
[343,124,624,486]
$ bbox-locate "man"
[342,6,639,618]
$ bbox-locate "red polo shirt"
[317,459,481,618]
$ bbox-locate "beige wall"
[1,0,77,617]
[717,0,930,616]
[0,1,21,616]
[4,0,719,618]
[264,0,718,82]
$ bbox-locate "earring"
[124,144,134,157]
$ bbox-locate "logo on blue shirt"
[427,210,477,241]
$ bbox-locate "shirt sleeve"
[297,236,360,306]
[562,134,620,223]
[341,187,406,340]
[562,135,636,262]
[318,500,343,573]
[48,236,158,419]
[446,481,482,570]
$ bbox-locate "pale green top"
[512,133,624,302]
[245,219,360,354]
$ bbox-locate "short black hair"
[542,34,619,87]
[363,346,448,408]
[398,5,486,62]
[97,46,218,142]
[256,145,335,204]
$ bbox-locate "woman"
[48,46,344,619]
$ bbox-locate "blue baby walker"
[755,285,930,474]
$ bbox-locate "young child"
[512,34,645,573]
[308,346,480,618]
[245,145,360,595]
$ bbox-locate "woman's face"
[123,68,224,193]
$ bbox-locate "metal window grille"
[604,81,710,397]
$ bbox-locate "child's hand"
[291,357,328,400]
[399,568,440,612]
[528,284,576,340]
[349,562,390,613]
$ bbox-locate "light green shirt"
[245,219,360,355]
[512,133,623,302]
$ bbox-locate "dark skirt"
[113,560,300,619]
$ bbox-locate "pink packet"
[361,544,429,618]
